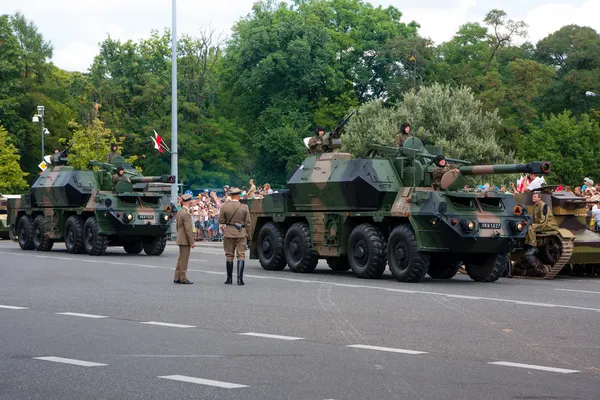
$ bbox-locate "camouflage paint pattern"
[0,195,9,239]
[7,155,176,254]
[247,138,552,282]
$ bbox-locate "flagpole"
[170,0,178,206]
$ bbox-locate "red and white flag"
[150,130,170,153]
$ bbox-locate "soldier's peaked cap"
[181,193,193,201]
[229,187,242,195]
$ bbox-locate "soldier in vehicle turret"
[431,156,458,189]
[395,122,412,147]
[105,143,121,163]
[524,192,556,256]
[308,126,325,154]
[112,166,130,184]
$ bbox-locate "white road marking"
[33,356,107,367]
[556,288,600,295]
[0,305,28,310]
[158,375,248,389]
[141,321,196,328]
[239,332,304,341]
[347,344,428,355]
[3,250,600,314]
[56,312,108,319]
[488,361,579,374]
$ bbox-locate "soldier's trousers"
[525,222,550,247]
[223,237,247,261]
[175,245,191,282]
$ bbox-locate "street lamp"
[32,105,49,162]
[585,91,599,97]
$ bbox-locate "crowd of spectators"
[175,179,277,242]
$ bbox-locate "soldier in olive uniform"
[218,187,251,285]
[112,166,130,184]
[395,122,412,147]
[308,126,325,154]
[174,193,195,284]
[431,156,458,189]
[105,144,121,163]
[524,192,556,255]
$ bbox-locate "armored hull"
[249,140,551,283]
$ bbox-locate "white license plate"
[138,215,154,220]
[480,222,501,229]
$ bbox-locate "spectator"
[574,186,582,197]
[583,178,594,191]
[526,173,546,191]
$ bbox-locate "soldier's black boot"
[224,261,233,284]
[237,260,245,285]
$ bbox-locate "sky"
[1,0,599,72]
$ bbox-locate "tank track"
[512,233,575,280]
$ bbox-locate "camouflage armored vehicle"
[512,188,600,278]
[0,194,9,239]
[248,138,552,283]
[7,146,176,256]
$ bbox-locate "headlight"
[516,222,524,232]
[161,213,170,222]
[467,221,476,231]
[124,212,134,223]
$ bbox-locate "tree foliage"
[0,125,28,193]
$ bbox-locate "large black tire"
[17,216,34,250]
[427,254,462,279]
[326,257,351,271]
[123,240,143,254]
[257,222,287,271]
[466,253,508,282]
[387,225,430,283]
[83,216,108,256]
[348,223,386,279]
[65,215,85,254]
[143,235,168,256]
[33,215,53,251]
[284,222,318,273]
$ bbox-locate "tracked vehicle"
[249,138,552,283]
[512,188,600,278]
[7,147,176,256]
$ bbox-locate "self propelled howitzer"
[8,151,176,256]
[249,137,552,283]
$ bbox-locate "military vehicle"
[248,138,552,283]
[511,188,600,278]
[7,145,176,256]
[0,195,9,239]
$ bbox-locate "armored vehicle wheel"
[348,223,386,279]
[284,222,318,273]
[84,217,108,256]
[465,253,508,282]
[33,215,53,251]
[257,222,286,270]
[123,240,143,254]
[537,235,562,265]
[327,257,351,271]
[143,235,168,256]
[65,215,85,254]
[387,225,429,282]
[427,255,462,279]
[17,216,34,250]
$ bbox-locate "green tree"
[0,125,28,193]
[68,117,116,170]
[518,112,600,186]
[343,84,512,166]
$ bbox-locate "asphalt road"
[1,240,599,400]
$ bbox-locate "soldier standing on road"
[524,192,556,256]
[308,126,325,154]
[105,143,120,163]
[112,166,130,184]
[218,187,251,285]
[395,122,412,147]
[174,193,195,284]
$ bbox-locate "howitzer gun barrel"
[130,175,175,184]
[458,162,551,176]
